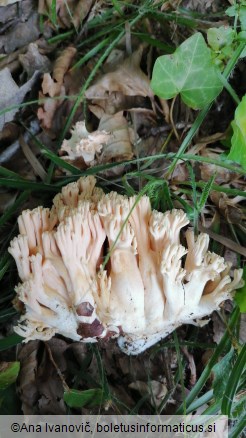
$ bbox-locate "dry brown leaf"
[187,134,230,183]
[53,46,76,84]
[181,347,196,386]
[104,49,125,71]
[17,339,68,414]
[98,112,134,162]
[19,135,47,181]
[210,191,245,225]
[85,46,153,117]
[38,0,93,29]
[198,223,246,257]
[0,0,35,26]
[19,42,51,77]
[17,341,40,414]
[0,13,40,53]
[37,83,65,129]
[37,46,76,130]
[129,380,168,408]
[72,0,93,28]
[0,122,20,146]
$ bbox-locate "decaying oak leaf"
[85,46,153,117]
[37,46,76,130]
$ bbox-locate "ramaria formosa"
[9,176,243,354]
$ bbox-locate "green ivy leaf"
[227,95,246,170]
[225,5,237,18]
[64,388,104,408]
[239,5,246,31]
[0,362,20,390]
[207,26,235,51]
[234,267,246,313]
[226,2,246,31]
[150,33,223,109]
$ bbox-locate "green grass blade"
[64,388,104,408]
[72,37,111,70]
[51,0,57,26]
[47,30,74,44]
[229,415,246,438]
[0,334,23,352]
[0,308,17,322]
[0,192,29,228]
[0,178,59,192]
[0,258,11,281]
[186,389,214,414]
[41,149,80,175]
[0,167,24,180]
[198,174,215,211]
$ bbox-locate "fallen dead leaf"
[0,68,39,131]
[198,223,246,257]
[37,46,76,130]
[0,0,35,26]
[19,135,47,181]
[210,191,245,225]
[53,46,77,84]
[71,0,94,28]
[0,13,40,53]
[0,122,20,146]
[38,0,93,29]
[19,42,51,77]
[200,147,237,184]
[98,112,134,162]
[181,347,196,387]
[17,339,68,414]
[17,341,40,414]
[129,379,168,408]
[86,46,153,116]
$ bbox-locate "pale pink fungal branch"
[60,121,110,165]
[8,177,244,355]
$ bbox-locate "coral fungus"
[9,177,243,354]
